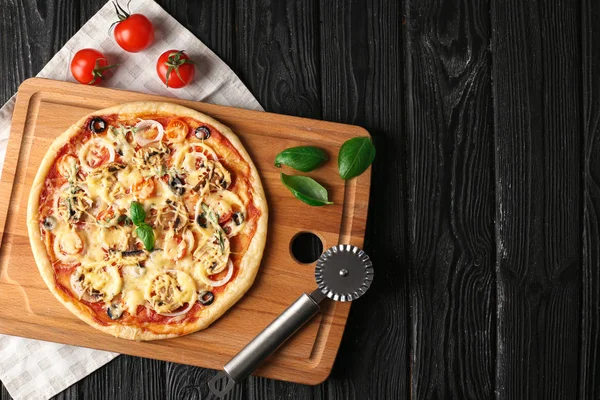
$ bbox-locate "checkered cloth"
[0,0,262,398]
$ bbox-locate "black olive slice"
[107,304,123,320]
[232,212,244,226]
[195,126,211,140]
[89,117,107,134]
[108,164,125,173]
[198,291,214,306]
[43,216,57,231]
[169,176,185,196]
[196,213,208,228]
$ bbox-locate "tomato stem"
[108,1,130,33]
[109,0,132,34]
[114,0,131,18]
[88,59,120,85]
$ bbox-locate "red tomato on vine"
[70,49,118,85]
[111,1,154,53]
[156,50,196,88]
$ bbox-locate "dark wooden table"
[1,0,599,399]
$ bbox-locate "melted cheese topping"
[53,225,85,262]
[145,270,197,314]
[73,263,123,302]
[39,116,250,322]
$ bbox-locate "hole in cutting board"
[290,232,323,264]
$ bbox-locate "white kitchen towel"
[0,0,263,399]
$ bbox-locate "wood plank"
[159,0,234,65]
[491,0,582,398]
[234,0,321,118]
[0,385,10,400]
[404,0,496,398]
[246,376,323,399]
[319,0,408,399]
[581,0,600,398]
[0,0,29,102]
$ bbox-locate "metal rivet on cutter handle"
[208,244,374,398]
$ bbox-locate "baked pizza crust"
[27,102,268,341]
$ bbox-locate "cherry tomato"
[70,49,117,85]
[113,10,154,52]
[218,212,233,225]
[96,207,116,223]
[156,50,196,88]
[165,119,189,143]
[132,178,156,200]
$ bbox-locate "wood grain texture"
[0,385,10,400]
[234,0,321,118]
[0,0,28,102]
[581,0,600,398]
[165,362,246,400]
[404,0,496,398]
[491,0,582,398]
[159,0,235,64]
[319,1,408,400]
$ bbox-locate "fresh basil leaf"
[274,146,328,172]
[338,137,376,180]
[130,201,146,225]
[280,173,333,206]
[135,223,155,251]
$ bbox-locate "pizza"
[27,102,268,341]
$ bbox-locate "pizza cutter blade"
[208,244,373,398]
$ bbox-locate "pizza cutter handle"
[208,292,323,398]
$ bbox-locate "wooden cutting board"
[0,78,371,385]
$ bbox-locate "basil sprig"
[280,173,333,206]
[130,201,154,251]
[274,146,328,172]
[338,137,376,180]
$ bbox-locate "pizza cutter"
[208,244,373,397]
